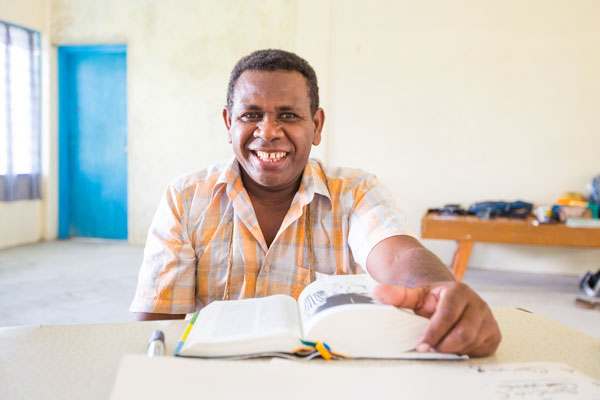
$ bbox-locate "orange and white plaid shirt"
[130,158,414,314]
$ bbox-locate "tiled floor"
[0,240,142,327]
[0,240,598,339]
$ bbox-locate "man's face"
[223,70,324,191]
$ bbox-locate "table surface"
[421,213,600,247]
[1,308,599,400]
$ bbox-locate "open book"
[174,274,464,360]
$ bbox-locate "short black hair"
[226,49,319,116]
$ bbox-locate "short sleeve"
[129,183,197,314]
[347,176,417,269]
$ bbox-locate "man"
[130,49,501,357]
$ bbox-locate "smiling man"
[130,49,501,357]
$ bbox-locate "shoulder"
[167,160,230,196]
[159,161,232,221]
[149,160,233,227]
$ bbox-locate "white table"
[1,308,598,400]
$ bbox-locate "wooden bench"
[421,212,600,281]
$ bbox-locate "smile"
[254,150,288,163]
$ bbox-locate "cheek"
[231,128,256,155]
[291,133,313,155]
[230,128,247,145]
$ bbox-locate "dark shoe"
[579,270,600,297]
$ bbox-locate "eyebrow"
[240,104,262,111]
[239,103,301,112]
[278,106,299,112]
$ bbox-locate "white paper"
[461,362,600,400]
[111,355,600,400]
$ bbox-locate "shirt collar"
[299,158,331,204]
[211,157,331,204]
[212,157,241,202]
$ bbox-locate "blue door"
[58,45,128,239]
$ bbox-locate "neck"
[240,170,301,207]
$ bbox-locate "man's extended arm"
[366,235,454,286]
[366,235,501,357]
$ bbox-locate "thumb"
[372,284,428,310]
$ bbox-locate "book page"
[297,274,434,358]
[297,273,378,326]
[190,294,300,342]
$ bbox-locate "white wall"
[323,0,600,275]
[2,0,599,275]
[50,0,298,244]
[0,0,52,249]
[0,201,43,248]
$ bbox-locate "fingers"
[417,283,468,352]
[469,324,502,357]
[422,284,502,357]
[432,303,484,354]
[372,284,428,310]
[436,310,501,357]
[373,281,502,357]
[462,312,502,357]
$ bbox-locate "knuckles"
[453,325,476,345]
[443,281,471,296]
[435,281,503,356]
[437,307,460,324]
[442,281,490,310]
[437,281,470,303]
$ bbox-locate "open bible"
[174,274,464,360]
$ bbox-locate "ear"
[311,108,325,146]
[222,107,232,143]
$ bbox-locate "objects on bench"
[428,201,533,219]
[421,212,600,281]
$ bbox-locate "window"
[0,21,41,201]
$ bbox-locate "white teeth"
[256,151,287,162]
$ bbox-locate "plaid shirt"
[130,158,414,314]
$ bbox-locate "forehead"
[232,70,310,109]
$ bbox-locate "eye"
[240,112,261,121]
[280,112,299,120]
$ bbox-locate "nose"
[254,114,283,141]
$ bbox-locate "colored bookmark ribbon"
[174,311,200,356]
[301,340,332,360]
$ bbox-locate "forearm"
[134,312,186,321]
[366,235,455,287]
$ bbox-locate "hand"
[373,281,501,357]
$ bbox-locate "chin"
[255,177,288,189]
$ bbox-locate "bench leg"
[451,241,473,281]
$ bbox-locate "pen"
[147,329,165,357]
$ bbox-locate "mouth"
[252,150,289,163]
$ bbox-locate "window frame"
[0,19,42,202]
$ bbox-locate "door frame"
[57,44,127,239]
